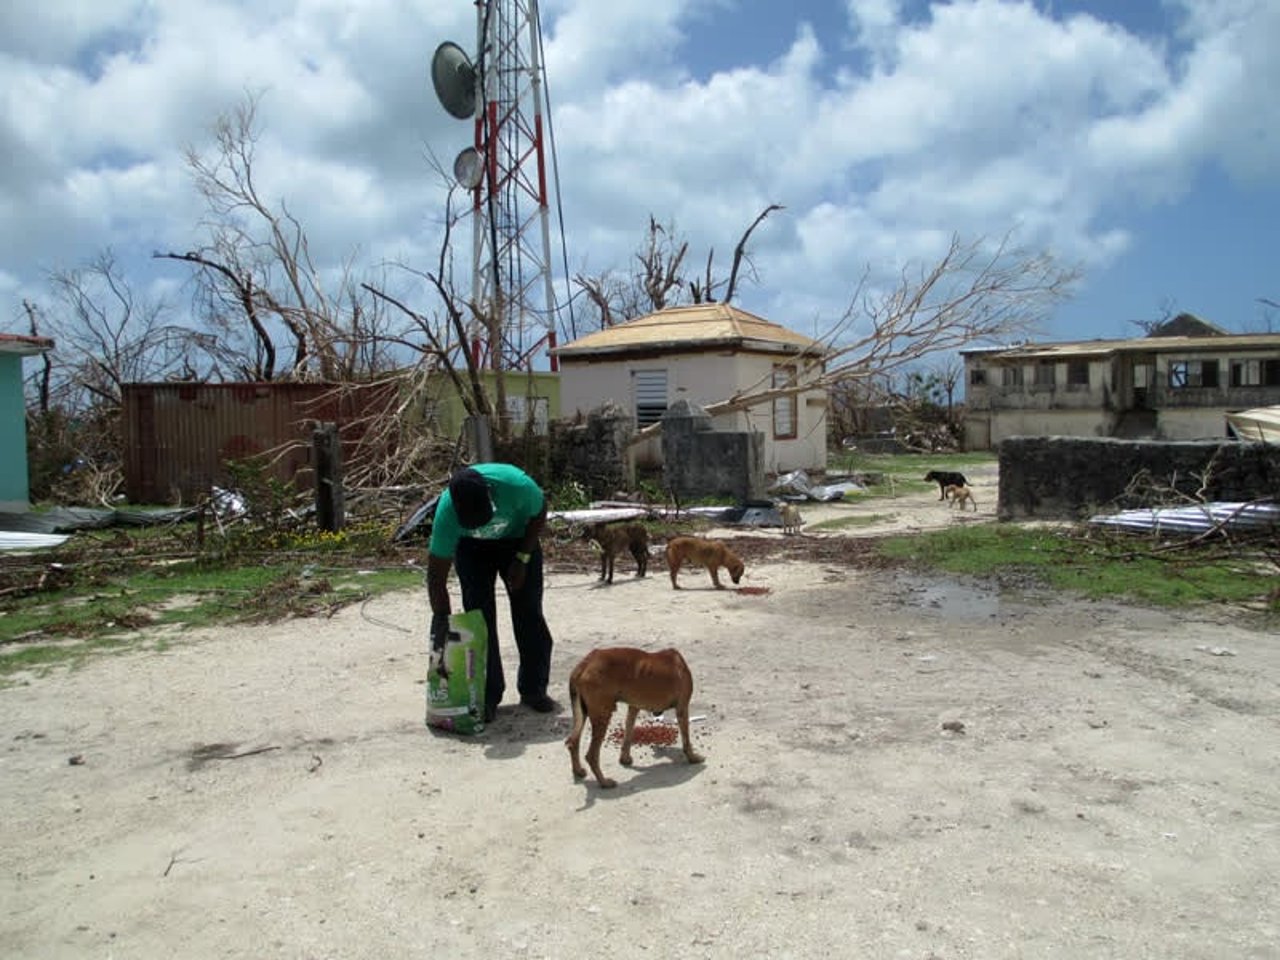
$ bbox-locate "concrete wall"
[971,408,1237,450]
[559,351,826,473]
[661,400,765,502]
[997,436,1280,520]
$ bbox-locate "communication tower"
[432,0,563,372]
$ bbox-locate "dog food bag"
[426,609,488,735]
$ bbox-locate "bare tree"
[571,216,687,332]
[929,355,965,417]
[572,205,783,330]
[41,251,194,408]
[721,203,783,305]
[158,91,394,383]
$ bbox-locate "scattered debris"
[1194,645,1236,657]
[0,532,70,553]
[210,486,248,521]
[769,470,866,502]
[941,720,966,734]
[392,494,440,543]
[68,754,86,766]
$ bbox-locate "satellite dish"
[453,147,484,190]
[431,41,476,120]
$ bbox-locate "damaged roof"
[961,332,1280,362]
[0,333,55,355]
[551,303,823,359]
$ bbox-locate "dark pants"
[454,537,554,707]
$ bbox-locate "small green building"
[0,334,55,510]
[423,369,560,438]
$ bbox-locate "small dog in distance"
[779,502,803,535]
[945,483,977,511]
[924,470,969,501]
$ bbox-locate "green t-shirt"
[428,463,545,560]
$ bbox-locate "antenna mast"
[469,0,559,372]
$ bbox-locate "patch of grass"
[0,633,150,681]
[0,549,424,679]
[879,522,1274,607]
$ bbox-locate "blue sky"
[2,0,1278,375]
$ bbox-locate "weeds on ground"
[880,521,1275,608]
[0,513,424,680]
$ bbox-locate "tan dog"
[664,536,745,590]
[778,502,803,535]
[945,483,977,511]
[565,647,704,788]
[584,521,649,584]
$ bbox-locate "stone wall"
[662,400,765,502]
[546,403,634,498]
[997,436,1280,519]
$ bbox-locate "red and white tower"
[433,0,562,372]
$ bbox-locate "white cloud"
[1,0,1277,347]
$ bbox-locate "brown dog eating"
[565,647,705,788]
[583,521,650,584]
[664,536,745,590]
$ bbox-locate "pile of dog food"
[606,723,678,747]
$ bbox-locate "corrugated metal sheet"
[1089,501,1280,536]
[122,382,398,504]
[1226,406,1280,443]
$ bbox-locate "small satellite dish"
[431,41,476,120]
[453,147,484,190]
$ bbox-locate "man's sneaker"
[520,693,559,713]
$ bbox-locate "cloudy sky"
[2,0,1278,365]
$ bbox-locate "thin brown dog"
[584,522,649,584]
[944,483,977,511]
[565,647,704,788]
[665,536,745,590]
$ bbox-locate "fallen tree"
[628,232,1079,447]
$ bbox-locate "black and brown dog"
[583,522,650,584]
[924,470,969,501]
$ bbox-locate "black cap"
[449,467,493,529]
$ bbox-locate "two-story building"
[961,331,1280,449]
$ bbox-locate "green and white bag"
[426,609,488,735]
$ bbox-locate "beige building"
[962,332,1280,449]
[552,303,828,473]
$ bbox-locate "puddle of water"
[897,574,1005,620]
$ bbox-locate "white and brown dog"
[565,647,704,788]
[778,502,803,535]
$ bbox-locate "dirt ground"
[2,465,1279,959]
